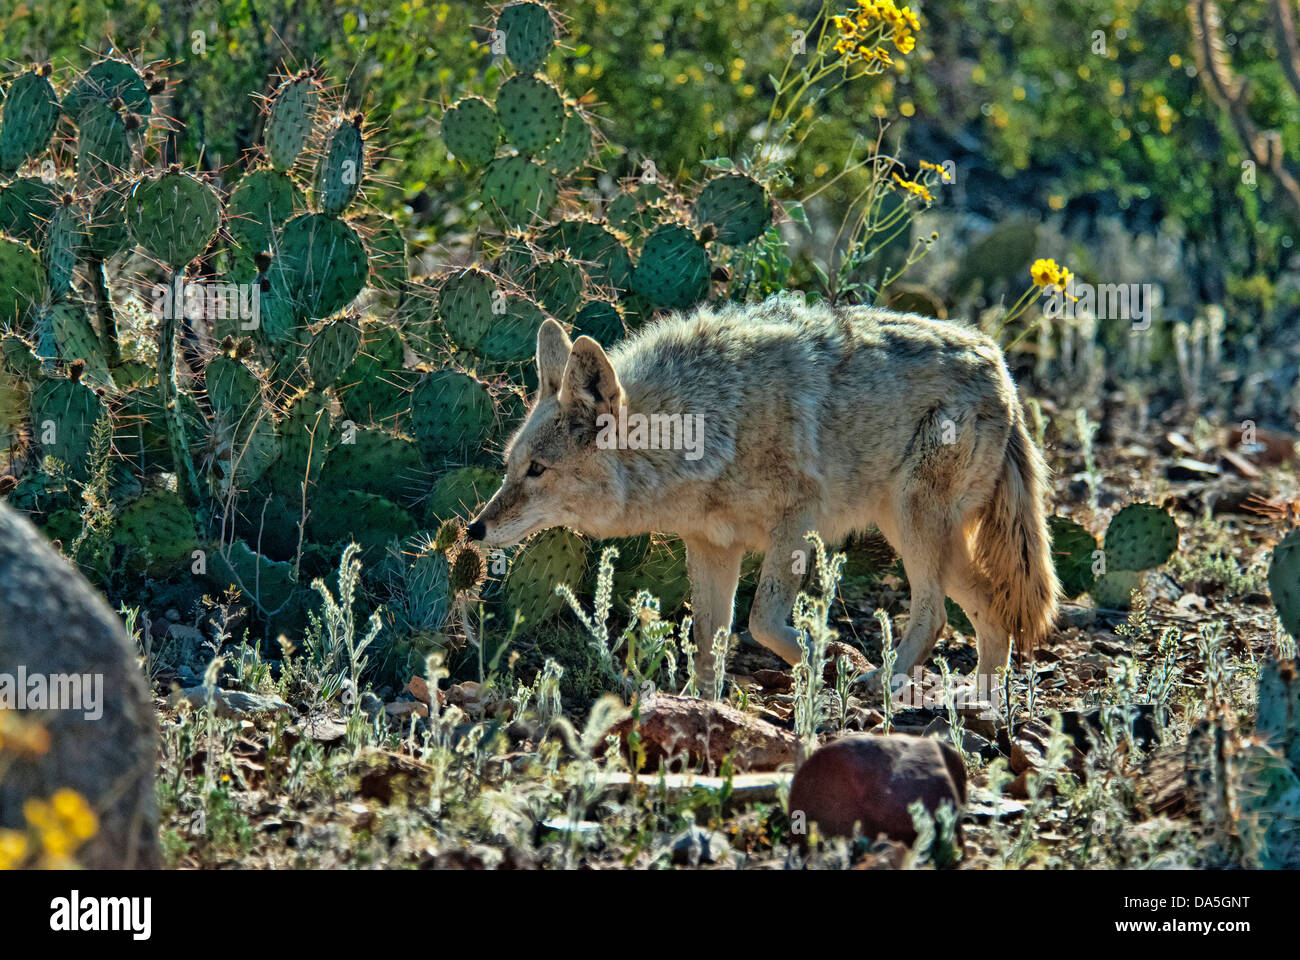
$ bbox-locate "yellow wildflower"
[892,173,933,203]
[0,830,27,870]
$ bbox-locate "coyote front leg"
[747,515,815,668]
[684,539,744,692]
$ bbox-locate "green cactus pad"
[1,333,42,383]
[525,258,585,320]
[427,466,499,525]
[481,155,558,226]
[543,108,592,175]
[110,488,199,577]
[613,535,690,614]
[63,58,152,118]
[496,1,558,74]
[309,490,417,562]
[0,177,59,242]
[227,168,300,279]
[338,324,410,427]
[48,301,111,385]
[76,101,133,192]
[1048,515,1099,600]
[631,223,711,309]
[478,294,546,363]
[265,388,329,498]
[30,376,105,477]
[205,355,262,420]
[440,97,500,168]
[0,235,45,326]
[208,539,300,616]
[694,174,771,246]
[573,300,625,348]
[320,427,425,506]
[1269,529,1300,641]
[41,200,81,299]
[0,362,28,455]
[85,186,130,261]
[1255,657,1300,770]
[437,268,500,354]
[1103,503,1179,572]
[264,72,321,171]
[127,170,221,268]
[357,211,407,290]
[315,115,365,215]
[495,75,565,157]
[410,369,495,464]
[270,213,369,320]
[306,315,362,387]
[537,219,634,293]
[1091,569,1143,610]
[211,401,279,496]
[504,527,587,628]
[0,70,61,174]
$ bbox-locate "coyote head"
[468,319,627,546]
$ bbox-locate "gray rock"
[0,502,159,868]
[175,686,293,719]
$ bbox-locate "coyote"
[468,298,1060,689]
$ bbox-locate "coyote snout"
[471,298,1060,690]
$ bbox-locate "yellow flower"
[1031,258,1073,292]
[51,789,97,841]
[892,173,932,203]
[0,829,27,870]
[893,30,916,54]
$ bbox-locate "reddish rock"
[610,693,798,772]
[787,734,966,845]
[822,641,873,684]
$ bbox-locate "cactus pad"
[481,155,558,226]
[271,213,369,320]
[306,315,363,387]
[1103,503,1179,572]
[573,300,625,348]
[0,235,45,326]
[64,58,152,117]
[110,488,199,577]
[1091,569,1143,610]
[440,97,500,168]
[504,526,587,627]
[632,223,711,309]
[0,70,61,174]
[315,114,365,215]
[265,72,320,171]
[495,2,558,74]
[1048,516,1099,600]
[495,75,565,157]
[127,170,221,268]
[30,376,105,477]
[427,465,499,525]
[694,174,771,246]
[438,268,500,354]
[411,369,495,463]
[1269,529,1300,641]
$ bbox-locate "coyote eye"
[526,460,547,478]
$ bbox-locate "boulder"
[787,734,966,845]
[0,502,159,868]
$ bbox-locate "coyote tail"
[973,405,1060,657]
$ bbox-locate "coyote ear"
[559,335,623,418]
[536,318,572,401]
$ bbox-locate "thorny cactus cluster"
[0,3,777,683]
[1048,503,1181,610]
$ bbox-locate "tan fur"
[470,298,1061,688]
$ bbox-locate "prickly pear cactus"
[1103,503,1179,572]
[1256,659,1300,771]
[427,466,500,525]
[109,488,198,577]
[573,300,626,348]
[0,67,61,174]
[309,490,417,562]
[315,113,365,215]
[504,526,586,627]
[270,213,368,320]
[481,155,558,226]
[694,174,771,246]
[319,427,423,506]
[438,268,499,354]
[495,1,558,74]
[29,374,105,478]
[631,223,711,310]
[126,169,221,268]
[1048,516,1098,600]
[440,97,500,169]
[495,75,565,157]
[613,535,690,614]
[411,369,496,463]
[305,315,363,387]
[264,71,321,171]
[0,234,46,325]
[1269,529,1300,640]
[1091,569,1143,611]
